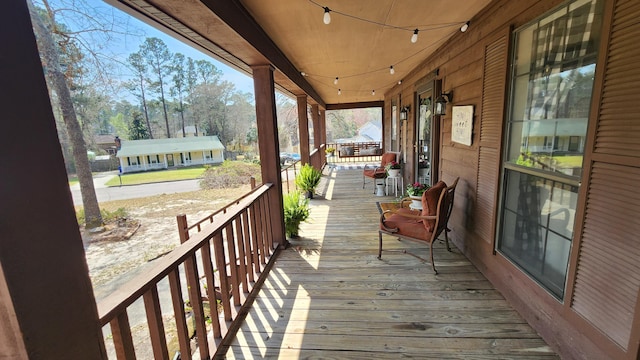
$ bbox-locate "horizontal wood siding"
[475,34,508,243]
[571,0,640,353]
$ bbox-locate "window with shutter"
[496,0,604,300]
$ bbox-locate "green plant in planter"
[295,163,322,198]
[283,191,310,238]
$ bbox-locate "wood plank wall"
[384,0,640,358]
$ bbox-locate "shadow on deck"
[221,168,558,359]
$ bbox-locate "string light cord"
[309,0,466,32]
[302,28,453,82]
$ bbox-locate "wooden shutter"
[475,33,508,243]
[570,0,640,351]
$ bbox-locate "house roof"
[116,136,225,157]
[94,134,117,145]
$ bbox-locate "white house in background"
[357,121,381,141]
[116,136,225,173]
[334,121,382,143]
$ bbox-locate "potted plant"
[325,147,335,157]
[385,160,401,177]
[406,182,430,210]
[295,163,322,198]
[283,191,310,238]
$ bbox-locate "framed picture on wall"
[451,105,474,146]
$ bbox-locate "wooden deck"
[221,168,558,359]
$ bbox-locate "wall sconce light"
[434,91,453,116]
[399,105,410,121]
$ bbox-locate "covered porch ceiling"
[106,0,492,107]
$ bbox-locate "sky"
[47,0,256,97]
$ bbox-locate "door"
[416,88,436,186]
[167,154,174,167]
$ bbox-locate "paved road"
[70,171,201,205]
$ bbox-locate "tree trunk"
[140,80,153,139]
[28,0,102,228]
[179,98,186,137]
[158,72,171,138]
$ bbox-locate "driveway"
[70,171,201,205]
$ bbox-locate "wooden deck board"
[220,169,557,359]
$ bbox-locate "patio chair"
[362,151,400,193]
[378,177,459,274]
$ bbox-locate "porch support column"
[311,104,321,151]
[251,64,286,246]
[320,109,327,147]
[320,109,327,166]
[297,95,310,165]
[0,1,106,358]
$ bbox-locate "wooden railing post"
[250,176,256,189]
[176,214,189,244]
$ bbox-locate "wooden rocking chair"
[378,177,458,274]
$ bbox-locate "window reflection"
[507,0,602,180]
[417,96,432,185]
[500,170,577,298]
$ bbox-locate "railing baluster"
[167,268,192,360]
[185,254,209,358]
[110,311,136,360]
[234,216,249,293]
[225,225,241,306]
[249,203,261,274]
[143,285,170,360]
[259,196,270,264]
[200,240,221,339]
[241,210,255,283]
[213,232,232,321]
[263,190,274,252]
[254,198,266,266]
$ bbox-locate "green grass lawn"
[553,155,583,168]
[105,167,207,186]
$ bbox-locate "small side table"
[385,175,403,197]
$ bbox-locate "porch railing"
[97,183,279,359]
[325,141,382,164]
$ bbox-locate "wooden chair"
[362,151,399,192]
[378,177,459,274]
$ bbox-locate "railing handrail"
[183,181,267,232]
[96,183,273,326]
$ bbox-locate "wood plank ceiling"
[107,0,492,106]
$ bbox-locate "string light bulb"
[460,21,469,32]
[323,7,331,25]
[334,77,339,85]
[389,66,395,75]
[398,80,402,85]
[372,90,375,96]
[411,29,419,43]
[338,88,341,95]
